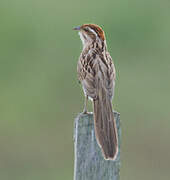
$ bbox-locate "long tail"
[93,87,118,160]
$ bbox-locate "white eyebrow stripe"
[88,27,98,37]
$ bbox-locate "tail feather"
[93,87,118,160]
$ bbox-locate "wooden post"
[74,112,121,180]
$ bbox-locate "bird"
[74,24,118,160]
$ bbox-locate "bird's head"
[73,24,105,46]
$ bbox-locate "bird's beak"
[73,26,81,31]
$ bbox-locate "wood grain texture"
[74,112,121,180]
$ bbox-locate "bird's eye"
[84,28,89,32]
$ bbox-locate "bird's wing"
[77,50,115,100]
[105,51,116,99]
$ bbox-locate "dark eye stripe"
[84,28,89,32]
[88,25,105,40]
[88,27,99,37]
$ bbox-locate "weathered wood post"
[74,112,121,180]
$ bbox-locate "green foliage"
[0,0,170,179]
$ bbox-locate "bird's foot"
[82,109,88,114]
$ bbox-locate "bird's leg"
[82,95,88,114]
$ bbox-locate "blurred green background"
[0,0,170,179]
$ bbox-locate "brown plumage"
[74,24,118,160]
